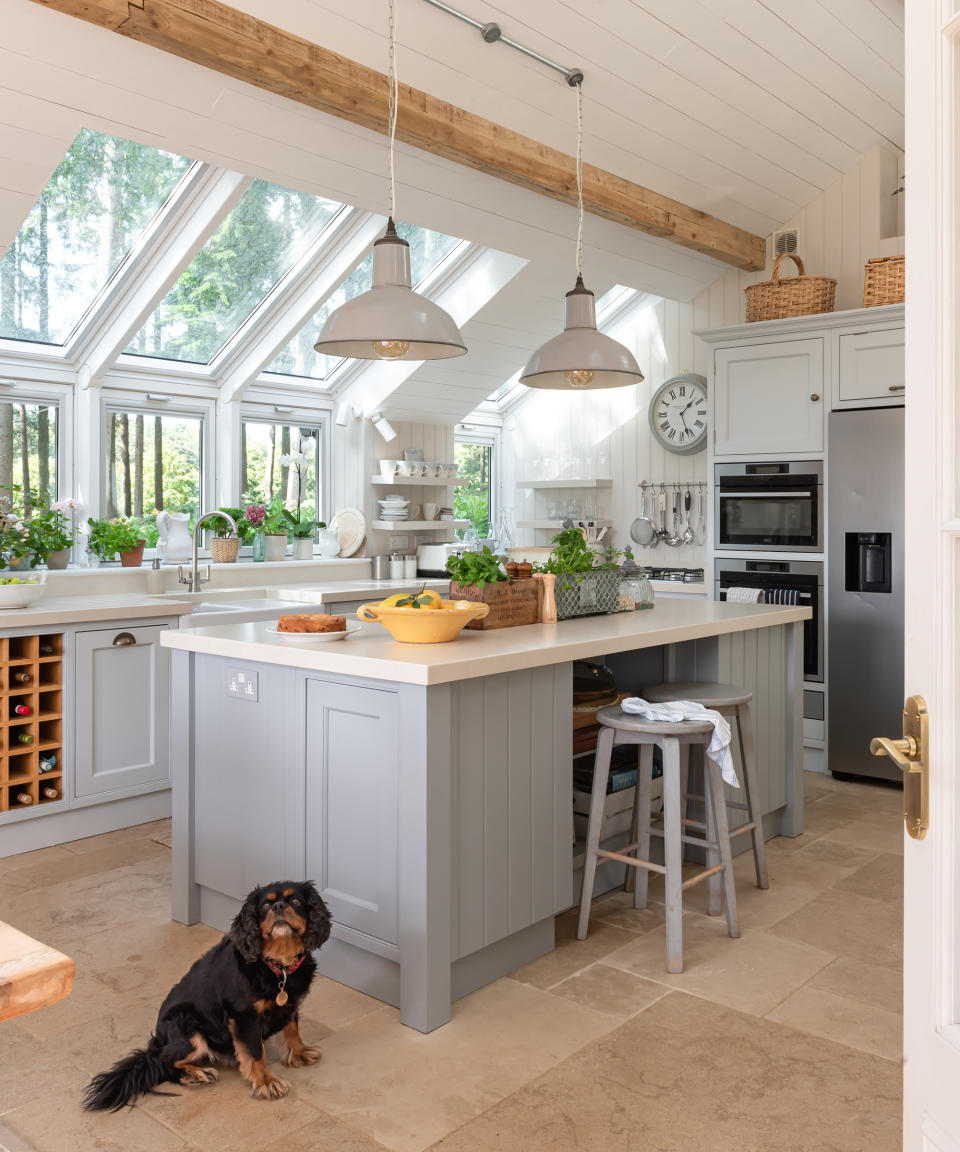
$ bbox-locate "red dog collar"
[263,954,307,977]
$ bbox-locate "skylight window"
[126,181,345,365]
[0,129,192,346]
[264,222,462,383]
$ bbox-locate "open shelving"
[371,476,466,486]
[0,633,64,814]
[372,519,470,530]
[517,479,612,489]
[516,519,613,530]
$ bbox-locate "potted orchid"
[29,496,79,569]
[278,449,319,560]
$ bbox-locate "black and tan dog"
[84,881,331,1110]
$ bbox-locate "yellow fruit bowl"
[356,598,490,643]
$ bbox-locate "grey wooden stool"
[642,681,768,916]
[576,704,740,973]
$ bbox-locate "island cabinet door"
[73,623,170,799]
[304,678,400,945]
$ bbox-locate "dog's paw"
[282,1045,322,1068]
[180,1066,219,1085]
[252,1074,290,1100]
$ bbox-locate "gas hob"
[639,567,705,583]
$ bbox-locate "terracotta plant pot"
[46,548,70,570]
[292,537,314,561]
[119,540,146,568]
[263,534,288,562]
[211,536,240,564]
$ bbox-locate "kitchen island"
[163,600,808,1032]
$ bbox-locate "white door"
[713,339,824,457]
[901,3,960,1148]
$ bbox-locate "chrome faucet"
[178,510,238,593]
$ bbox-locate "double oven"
[714,460,824,694]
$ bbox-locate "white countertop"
[0,593,192,630]
[161,600,810,687]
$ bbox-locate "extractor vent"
[772,228,799,257]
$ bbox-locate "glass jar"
[251,530,266,562]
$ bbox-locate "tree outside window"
[242,421,321,524]
[104,410,202,544]
[454,441,493,537]
[0,402,58,512]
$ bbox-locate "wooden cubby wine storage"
[0,633,63,813]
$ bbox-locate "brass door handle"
[112,632,136,646]
[871,695,929,839]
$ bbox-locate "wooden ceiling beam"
[28,0,767,271]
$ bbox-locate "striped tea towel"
[765,588,800,606]
[726,586,763,604]
[620,698,740,788]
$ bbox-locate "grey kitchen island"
[162,599,809,1032]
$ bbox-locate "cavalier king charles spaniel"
[85,881,331,1109]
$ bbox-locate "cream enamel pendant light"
[314,0,467,361]
[520,81,644,390]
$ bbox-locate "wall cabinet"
[73,622,171,802]
[835,328,905,406]
[713,338,825,457]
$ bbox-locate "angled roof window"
[263,221,463,384]
[126,180,345,365]
[0,129,192,347]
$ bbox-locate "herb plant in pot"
[538,528,622,620]
[261,500,290,562]
[207,508,247,564]
[28,501,76,569]
[446,546,539,630]
[86,517,147,567]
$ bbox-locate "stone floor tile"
[299,975,390,1032]
[766,835,879,876]
[61,818,173,855]
[822,812,905,856]
[0,1023,87,1115]
[16,972,135,1043]
[802,771,834,803]
[767,984,902,1062]
[769,887,902,970]
[429,992,901,1152]
[809,956,902,1013]
[813,777,903,814]
[508,913,637,991]
[831,852,903,901]
[587,888,668,934]
[305,977,615,1152]
[548,963,668,1019]
[274,1111,393,1152]
[0,844,74,878]
[604,915,834,1016]
[47,1000,162,1076]
[6,837,169,889]
[2,1088,199,1152]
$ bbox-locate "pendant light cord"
[575,78,584,282]
[388,0,399,221]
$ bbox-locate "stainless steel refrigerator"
[828,407,904,781]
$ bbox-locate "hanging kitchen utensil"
[694,483,707,546]
[657,484,668,546]
[665,486,682,546]
[682,487,695,544]
[630,482,656,547]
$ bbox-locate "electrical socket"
[227,668,258,701]
[388,534,410,549]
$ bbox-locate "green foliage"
[207,507,251,541]
[86,517,145,561]
[538,528,598,576]
[26,505,74,560]
[446,546,507,590]
[261,499,293,536]
[453,443,492,537]
[393,584,439,610]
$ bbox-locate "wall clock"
[648,372,708,455]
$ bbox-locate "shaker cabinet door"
[714,338,824,456]
[73,624,170,799]
[837,328,905,405]
[304,679,399,945]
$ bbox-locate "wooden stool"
[576,705,740,973]
[642,681,769,915]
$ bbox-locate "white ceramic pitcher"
[156,511,192,562]
[317,526,342,558]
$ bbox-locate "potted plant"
[28,497,77,569]
[537,528,624,619]
[207,507,248,564]
[278,449,318,560]
[86,517,147,567]
[244,504,267,562]
[261,499,290,562]
[446,546,539,630]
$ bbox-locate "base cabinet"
[73,622,171,801]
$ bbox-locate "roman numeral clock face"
[648,373,708,456]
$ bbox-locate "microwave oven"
[715,460,823,553]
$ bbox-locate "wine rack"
[1,634,63,813]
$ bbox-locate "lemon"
[380,593,411,608]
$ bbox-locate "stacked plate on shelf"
[377,495,410,521]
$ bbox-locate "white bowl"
[0,571,47,610]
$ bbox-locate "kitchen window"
[241,416,325,525]
[455,431,498,537]
[103,406,204,542]
[0,399,58,508]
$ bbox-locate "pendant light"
[520,82,644,390]
[314,0,467,361]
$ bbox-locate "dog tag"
[276,989,288,1006]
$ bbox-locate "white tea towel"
[726,586,762,604]
[620,698,740,788]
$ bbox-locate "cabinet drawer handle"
[113,632,136,647]
[810,393,820,401]
[889,384,905,392]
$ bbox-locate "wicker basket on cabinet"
[863,255,905,307]
[744,253,836,322]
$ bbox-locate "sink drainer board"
[0,633,63,813]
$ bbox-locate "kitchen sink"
[178,595,326,628]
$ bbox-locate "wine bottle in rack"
[13,704,31,716]
[16,732,33,745]
[39,642,54,656]
[39,754,56,773]
[41,787,59,800]
[12,671,31,684]
[15,792,33,806]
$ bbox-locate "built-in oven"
[715,460,823,553]
[715,558,823,683]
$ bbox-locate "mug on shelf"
[397,460,415,477]
[379,459,398,480]
[422,502,437,521]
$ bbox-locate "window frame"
[454,424,501,539]
[239,402,331,531]
[0,382,69,507]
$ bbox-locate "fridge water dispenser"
[845,532,893,594]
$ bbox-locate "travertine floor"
[0,771,903,1152]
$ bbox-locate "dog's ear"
[302,882,332,953]
[229,890,263,963]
